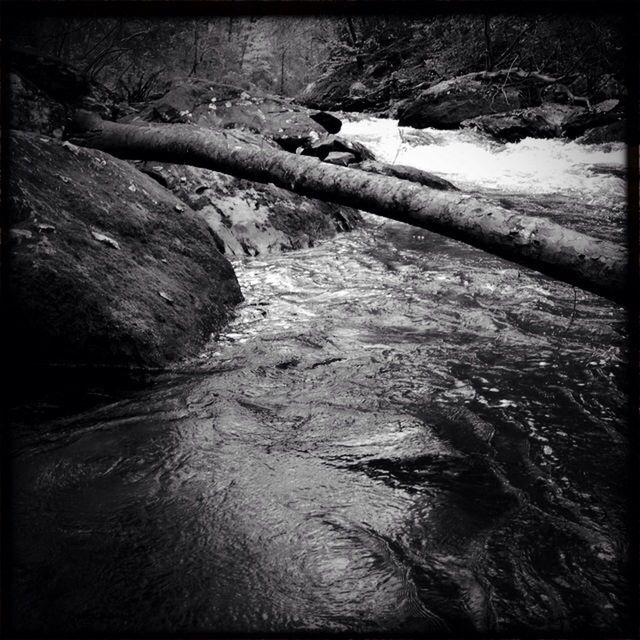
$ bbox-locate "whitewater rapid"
[341,117,626,204]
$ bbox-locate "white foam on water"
[340,117,625,201]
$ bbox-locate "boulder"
[561,99,623,139]
[109,79,364,256]
[200,95,326,151]
[9,47,117,138]
[298,61,388,112]
[7,131,243,369]
[324,151,357,166]
[397,75,522,129]
[124,77,334,152]
[587,163,626,179]
[302,134,376,162]
[575,121,626,144]
[117,81,363,258]
[11,46,116,119]
[9,72,67,136]
[135,161,362,257]
[297,50,431,114]
[461,103,581,142]
[310,111,342,134]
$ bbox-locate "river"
[9,119,630,634]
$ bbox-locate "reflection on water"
[10,121,629,634]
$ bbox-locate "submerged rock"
[587,163,626,179]
[7,131,243,369]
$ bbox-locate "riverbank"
[7,49,364,376]
[8,39,629,379]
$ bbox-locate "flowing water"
[9,119,630,634]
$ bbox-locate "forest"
[11,14,625,106]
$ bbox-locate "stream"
[9,119,630,634]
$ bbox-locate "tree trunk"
[345,17,364,71]
[345,16,358,48]
[280,50,286,95]
[67,111,628,305]
[190,21,199,76]
[494,19,535,69]
[483,15,494,71]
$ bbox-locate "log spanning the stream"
[68,111,628,305]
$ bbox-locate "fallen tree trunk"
[67,111,628,304]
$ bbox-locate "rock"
[587,163,626,179]
[90,230,121,250]
[324,151,357,166]
[417,403,496,456]
[7,131,243,369]
[397,75,522,129]
[9,72,67,135]
[561,99,623,139]
[310,111,342,134]
[461,103,581,142]
[593,73,625,102]
[298,61,388,112]
[11,46,116,118]
[135,161,362,257]
[575,121,625,144]
[120,77,367,178]
[302,134,376,162]
[123,77,218,123]
[119,79,363,257]
[126,77,328,152]
[348,81,369,98]
[152,104,190,124]
[397,128,439,146]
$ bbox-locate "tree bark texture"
[67,111,628,304]
[483,15,494,71]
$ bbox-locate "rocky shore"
[7,48,362,371]
[6,40,626,374]
[302,67,624,144]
